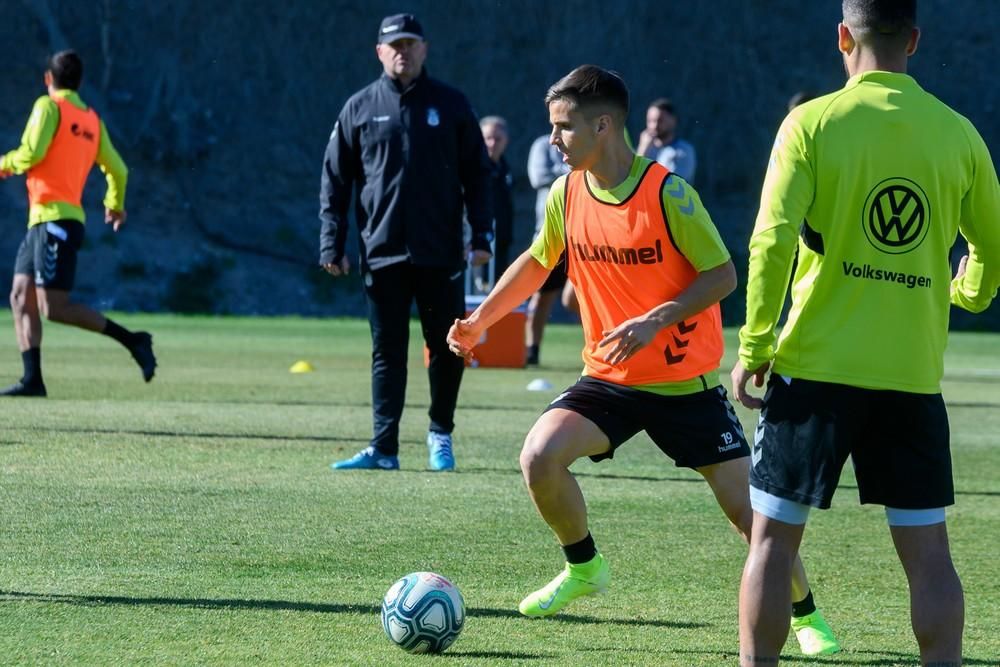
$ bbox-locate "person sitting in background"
[635,97,697,183]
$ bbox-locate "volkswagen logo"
[862,177,930,254]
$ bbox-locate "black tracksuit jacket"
[319,70,493,272]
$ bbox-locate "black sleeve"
[318,104,357,266]
[455,95,494,254]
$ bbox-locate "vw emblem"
[862,177,930,254]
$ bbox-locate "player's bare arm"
[599,260,737,365]
[447,250,550,359]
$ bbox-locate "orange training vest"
[564,161,724,385]
[26,95,101,208]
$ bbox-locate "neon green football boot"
[791,609,841,655]
[518,553,610,617]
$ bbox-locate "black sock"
[562,532,597,564]
[22,348,42,385]
[792,590,816,618]
[102,318,136,348]
[526,344,539,364]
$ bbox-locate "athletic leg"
[517,407,612,616]
[698,458,811,601]
[560,281,578,315]
[521,408,610,543]
[739,511,807,666]
[37,287,106,332]
[525,289,558,365]
[889,519,964,665]
[701,458,839,656]
[2,274,46,396]
[37,288,157,382]
[11,274,41,352]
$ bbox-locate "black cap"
[378,14,424,44]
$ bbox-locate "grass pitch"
[0,314,997,665]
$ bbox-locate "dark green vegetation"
[0,314,997,665]
[0,2,996,324]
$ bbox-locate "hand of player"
[105,208,127,232]
[635,130,654,155]
[446,318,481,361]
[731,361,770,410]
[598,315,660,366]
[954,255,968,281]
[322,256,350,277]
[468,249,492,268]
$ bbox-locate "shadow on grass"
[459,465,704,485]
[664,647,996,665]
[0,591,706,629]
[0,424,366,445]
[441,650,551,660]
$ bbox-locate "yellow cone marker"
[289,360,315,373]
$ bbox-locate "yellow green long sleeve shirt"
[740,71,1000,394]
[1,89,127,226]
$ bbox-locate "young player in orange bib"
[0,51,155,396]
[447,65,839,655]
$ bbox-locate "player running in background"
[732,1,1000,664]
[448,65,839,655]
[0,50,155,397]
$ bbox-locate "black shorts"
[13,220,85,291]
[749,376,953,510]
[539,253,567,293]
[544,376,750,468]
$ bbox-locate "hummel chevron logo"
[664,348,686,365]
[665,176,695,215]
[665,319,698,365]
[43,242,59,281]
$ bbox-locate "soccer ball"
[380,571,465,654]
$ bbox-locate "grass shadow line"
[0,591,705,629]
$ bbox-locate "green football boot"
[518,553,610,617]
[791,609,841,656]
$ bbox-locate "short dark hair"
[648,97,676,116]
[544,65,629,124]
[843,0,916,46]
[48,50,83,90]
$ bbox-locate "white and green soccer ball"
[381,571,465,654]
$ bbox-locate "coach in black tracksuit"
[320,14,493,472]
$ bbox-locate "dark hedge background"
[0,0,996,327]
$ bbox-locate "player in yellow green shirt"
[731,2,999,664]
[0,51,155,397]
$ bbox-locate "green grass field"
[0,314,997,666]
